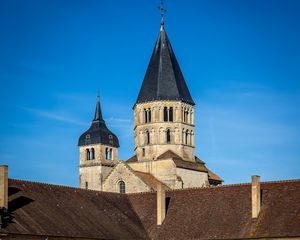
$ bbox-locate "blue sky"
[0,0,299,186]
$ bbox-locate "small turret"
[78,95,119,190]
[78,95,119,148]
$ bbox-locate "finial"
[96,90,100,101]
[158,0,167,30]
[93,90,103,122]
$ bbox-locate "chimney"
[251,175,261,218]
[157,182,166,225]
[0,165,8,209]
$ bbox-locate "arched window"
[185,130,189,145]
[144,108,148,123]
[142,148,145,157]
[169,107,173,122]
[186,111,189,124]
[166,129,171,144]
[145,130,150,145]
[148,108,151,122]
[90,148,95,160]
[86,149,90,160]
[106,148,111,160]
[119,181,126,194]
[164,107,168,122]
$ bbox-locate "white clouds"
[22,107,87,126]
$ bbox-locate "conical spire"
[135,23,195,106]
[93,94,103,122]
[78,93,119,147]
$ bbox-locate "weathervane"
[158,0,167,25]
[96,90,100,100]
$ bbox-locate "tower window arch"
[144,108,152,123]
[145,130,150,145]
[118,181,126,194]
[183,109,190,123]
[144,109,147,123]
[164,107,168,122]
[164,107,174,122]
[166,129,171,144]
[185,130,189,145]
[90,148,95,160]
[148,108,151,122]
[106,148,112,160]
[169,107,173,122]
[86,149,90,160]
[110,148,113,160]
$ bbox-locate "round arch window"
[118,181,126,194]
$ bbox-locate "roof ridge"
[9,178,122,195]
[127,178,300,195]
[165,178,300,192]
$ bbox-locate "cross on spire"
[158,0,167,26]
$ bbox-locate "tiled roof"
[135,25,195,107]
[207,168,224,182]
[129,180,300,239]
[2,179,147,239]
[157,150,209,172]
[195,156,205,164]
[127,155,138,163]
[156,150,181,160]
[3,178,300,239]
[134,171,171,191]
[172,158,208,172]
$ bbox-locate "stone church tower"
[78,19,223,193]
[78,96,119,190]
[134,21,195,162]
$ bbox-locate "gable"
[102,162,152,193]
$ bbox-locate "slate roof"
[135,24,195,106]
[2,178,299,239]
[78,96,119,147]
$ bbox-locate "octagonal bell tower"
[133,20,195,162]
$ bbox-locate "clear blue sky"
[0,0,299,186]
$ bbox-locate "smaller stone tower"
[78,95,119,190]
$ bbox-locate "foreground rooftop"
[0,178,299,239]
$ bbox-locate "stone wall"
[129,159,182,189]
[79,165,113,190]
[103,162,151,193]
[176,168,209,188]
[79,143,118,191]
[134,100,195,162]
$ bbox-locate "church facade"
[78,21,222,193]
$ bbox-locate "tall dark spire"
[93,94,103,122]
[135,23,195,106]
